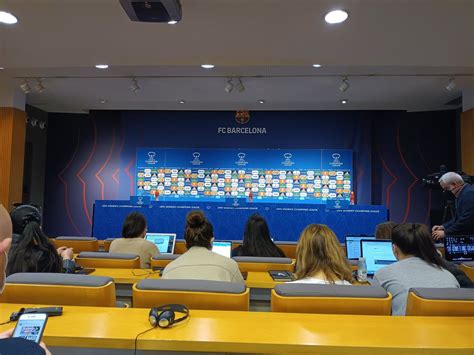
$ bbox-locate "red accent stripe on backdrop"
[95,128,116,199]
[377,148,398,210]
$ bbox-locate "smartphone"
[12,313,48,343]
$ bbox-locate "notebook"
[145,233,176,254]
[361,240,397,275]
[345,235,376,259]
[444,235,474,263]
[212,241,233,258]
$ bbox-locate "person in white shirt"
[162,210,244,283]
[291,224,353,285]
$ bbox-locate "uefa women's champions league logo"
[136,196,144,205]
[145,151,157,165]
[235,152,248,166]
[190,152,203,166]
[282,153,295,167]
[330,153,343,167]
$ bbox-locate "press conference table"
[0,303,472,354]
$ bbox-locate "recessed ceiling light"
[0,11,18,25]
[201,64,215,69]
[95,64,109,69]
[258,99,265,104]
[0,67,5,70]
[324,10,348,24]
[340,99,348,105]
[312,64,322,68]
[179,99,186,104]
[168,20,178,25]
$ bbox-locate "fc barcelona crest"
[235,110,250,124]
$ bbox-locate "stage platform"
[92,200,387,242]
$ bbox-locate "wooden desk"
[0,303,472,354]
[90,268,283,289]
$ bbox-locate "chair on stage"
[133,279,249,310]
[405,288,474,316]
[271,283,392,315]
[53,236,99,252]
[150,254,180,268]
[232,256,295,272]
[460,262,474,282]
[0,273,118,307]
[75,252,140,268]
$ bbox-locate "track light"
[31,119,38,127]
[339,77,350,92]
[35,79,45,93]
[235,78,245,93]
[20,80,31,94]
[340,99,349,105]
[446,78,456,91]
[224,79,234,93]
[130,78,140,93]
[39,122,47,130]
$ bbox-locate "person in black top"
[7,204,76,276]
[0,204,51,355]
[432,172,474,239]
[232,214,285,257]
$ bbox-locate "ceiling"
[0,0,473,113]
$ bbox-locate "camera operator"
[432,172,474,240]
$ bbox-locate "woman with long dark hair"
[375,223,459,315]
[7,205,76,275]
[232,214,285,257]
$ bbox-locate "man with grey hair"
[432,172,474,240]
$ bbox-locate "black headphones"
[148,304,189,328]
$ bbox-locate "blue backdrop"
[135,148,353,204]
[43,110,457,237]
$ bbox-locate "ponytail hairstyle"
[391,223,445,268]
[7,205,62,275]
[7,221,62,275]
[184,210,214,250]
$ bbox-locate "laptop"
[344,235,375,260]
[212,241,233,258]
[444,235,474,263]
[361,240,397,275]
[145,233,176,254]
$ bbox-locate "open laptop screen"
[444,235,474,262]
[212,241,232,258]
[361,240,397,275]
[145,233,176,254]
[345,235,375,259]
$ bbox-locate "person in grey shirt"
[375,223,459,316]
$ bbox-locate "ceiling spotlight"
[312,64,322,68]
[130,77,140,93]
[224,79,234,93]
[31,119,38,127]
[340,99,349,105]
[100,99,107,104]
[201,64,215,69]
[446,77,456,92]
[179,99,186,104]
[95,64,109,69]
[38,122,47,130]
[235,78,245,93]
[324,10,348,24]
[35,79,45,93]
[168,20,178,25]
[0,11,18,25]
[339,77,350,92]
[20,80,31,94]
[258,99,265,104]
[0,67,5,70]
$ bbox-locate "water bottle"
[357,257,367,282]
